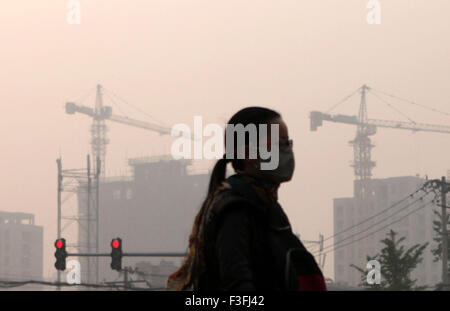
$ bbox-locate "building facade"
[334,176,441,288]
[76,156,209,284]
[0,211,43,282]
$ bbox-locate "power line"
[0,279,164,291]
[0,280,121,290]
[314,200,435,257]
[321,186,427,244]
[313,192,434,256]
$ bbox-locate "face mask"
[258,145,295,184]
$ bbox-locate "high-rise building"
[76,156,209,283]
[334,176,440,288]
[0,211,43,282]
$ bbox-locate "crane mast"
[310,84,450,199]
[92,85,108,175]
[350,84,375,199]
[65,84,177,176]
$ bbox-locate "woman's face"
[242,116,291,177]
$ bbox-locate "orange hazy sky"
[1,0,449,279]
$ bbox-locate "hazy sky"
[1,0,449,279]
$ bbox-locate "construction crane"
[64,84,194,285]
[310,84,450,199]
[65,84,188,175]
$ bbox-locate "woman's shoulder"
[208,180,265,218]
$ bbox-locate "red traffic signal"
[55,240,64,249]
[54,238,67,271]
[110,238,122,271]
[111,239,120,249]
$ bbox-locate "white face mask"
[258,144,295,184]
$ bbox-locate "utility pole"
[302,233,326,269]
[87,155,91,284]
[425,177,450,290]
[124,268,129,291]
[56,158,62,291]
[95,156,101,284]
[441,176,449,290]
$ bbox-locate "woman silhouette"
[167,107,326,291]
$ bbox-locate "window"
[126,189,133,200]
[336,206,344,217]
[22,231,31,241]
[22,244,31,256]
[391,185,396,194]
[21,256,30,267]
[113,190,121,200]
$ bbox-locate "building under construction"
[76,155,209,283]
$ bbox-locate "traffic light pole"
[56,159,62,291]
[56,156,102,288]
[66,252,186,257]
[55,237,187,290]
[424,177,450,291]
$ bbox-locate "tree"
[351,230,428,290]
[431,209,450,290]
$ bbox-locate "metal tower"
[91,85,108,175]
[310,84,450,198]
[65,84,188,177]
[57,155,100,285]
[349,85,376,199]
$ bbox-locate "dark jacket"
[197,174,326,291]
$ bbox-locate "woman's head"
[207,106,294,196]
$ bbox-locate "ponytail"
[166,156,230,290]
[207,156,229,197]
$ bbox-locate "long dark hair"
[167,106,281,290]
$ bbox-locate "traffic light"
[54,238,67,271]
[110,238,122,271]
